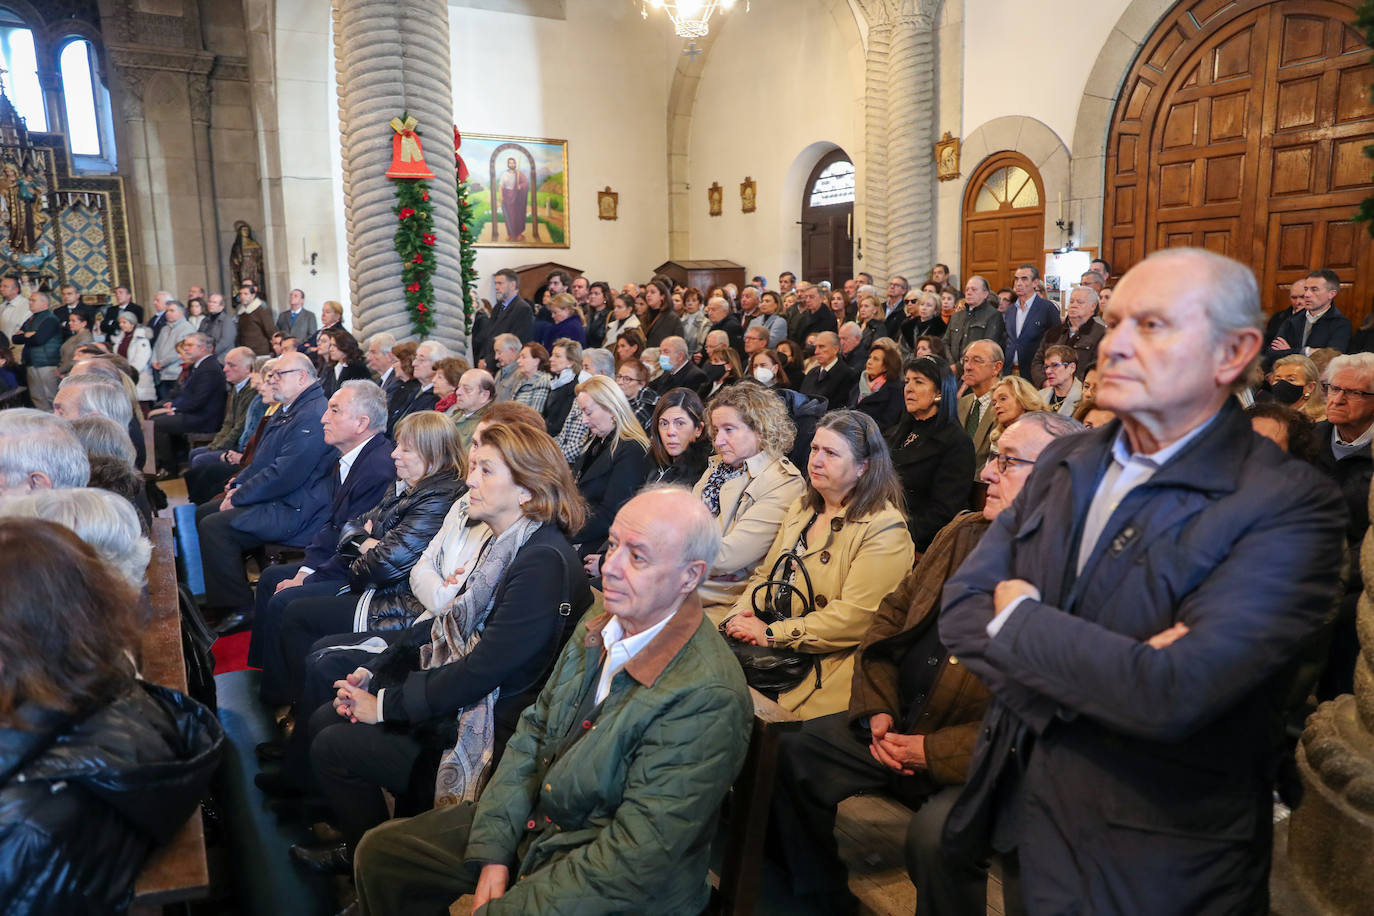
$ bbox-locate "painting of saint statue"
[462,134,570,248]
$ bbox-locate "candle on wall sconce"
[1057,193,1063,221]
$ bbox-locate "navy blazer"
[799,359,856,410]
[299,433,397,577]
[389,385,439,435]
[938,403,1344,912]
[228,382,336,544]
[474,296,534,369]
[1002,295,1060,378]
[170,356,228,433]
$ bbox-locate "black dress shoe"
[255,740,286,762]
[255,770,303,798]
[289,841,354,875]
[213,610,253,635]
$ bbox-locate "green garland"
[392,170,437,339]
[1356,0,1374,234]
[457,175,477,333]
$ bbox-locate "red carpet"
[213,631,257,674]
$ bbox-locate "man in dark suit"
[247,380,396,664]
[651,336,709,396]
[798,332,856,408]
[473,268,533,371]
[1002,264,1060,379]
[187,346,258,468]
[703,295,744,358]
[1264,279,1307,350]
[99,284,143,337]
[388,340,446,433]
[944,276,1006,364]
[940,249,1344,914]
[838,322,868,375]
[276,288,320,341]
[798,283,839,342]
[883,275,910,339]
[364,332,402,400]
[149,333,228,475]
[197,352,336,621]
[1268,268,1352,364]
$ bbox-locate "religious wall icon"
[0,159,49,256]
[740,177,756,214]
[598,186,619,221]
[386,115,436,180]
[935,131,961,182]
[460,134,569,248]
[708,182,723,217]
[230,221,264,293]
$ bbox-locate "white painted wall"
[685,0,864,281]
[448,3,678,294]
[960,0,1134,154]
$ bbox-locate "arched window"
[807,159,855,207]
[0,8,46,130]
[60,39,101,156]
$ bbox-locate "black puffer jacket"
[0,681,224,915]
[351,467,467,631]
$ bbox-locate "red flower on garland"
[422,233,436,245]
[407,282,420,293]
[398,207,416,220]
[422,191,430,201]
[417,304,427,312]
[412,254,425,264]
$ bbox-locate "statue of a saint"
[230,220,264,292]
[0,162,48,254]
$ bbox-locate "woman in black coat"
[646,387,711,485]
[268,412,465,703]
[569,376,652,556]
[285,423,593,871]
[541,339,581,436]
[318,327,373,398]
[854,342,906,430]
[887,356,976,552]
[0,520,222,913]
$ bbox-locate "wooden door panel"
[961,153,1045,298]
[1105,0,1374,330]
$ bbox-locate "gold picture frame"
[463,132,570,248]
[708,182,723,217]
[740,176,756,213]
[597,186,618,221]
[935,131,961,182]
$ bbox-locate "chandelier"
[640,0,747,39]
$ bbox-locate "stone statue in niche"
[230,220,264,292]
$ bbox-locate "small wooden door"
[961,153,1046,293]
[801,150,855,288]
[1104,0,1374,326]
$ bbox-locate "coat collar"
[582,592,704,689]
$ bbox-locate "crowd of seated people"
[1,253,1370,915]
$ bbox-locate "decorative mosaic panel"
[58,203,112,294]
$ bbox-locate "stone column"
[861,21,891,283]
[332,0,467,356]
[1288,500,1374,911]
[883,7,937,283]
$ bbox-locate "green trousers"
[354,802,485,916]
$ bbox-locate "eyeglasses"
[903,297,921,304]
[1321,383,1374,400]
[987,450,1038,474]
[962,356,991,366]
[265,368,305,382]
[1043,361,1073,372]
[614,374,642,385]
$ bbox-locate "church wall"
[684,0,864,282]
[446,4,675,296]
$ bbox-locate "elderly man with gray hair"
[388,339,450,433]
[491,332,524,403]
[150,299,195,400]
[940,248,1346,914]
[0,487,151,590]
[0,409,90,493]
[352,486,751,916]
[650,334,708,396]
[11,290,62,410]
[148,332,228,476]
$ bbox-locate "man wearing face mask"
[651,336,709,397]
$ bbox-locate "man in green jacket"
[352,487,752,915]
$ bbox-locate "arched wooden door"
[961,152,1046,293]
[1104,0,1374,325]
[801,150,855,288]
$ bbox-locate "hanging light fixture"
[640,0,746,39]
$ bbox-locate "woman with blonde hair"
[990,374,1048,444]
[570,375,651,556]
[1272,354,1326,422]
[693,382,806,616]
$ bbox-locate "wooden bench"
[141,418,156,476]
[131,518,210,912]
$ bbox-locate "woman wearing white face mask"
[693,383,806,619]
[749,348,791,389]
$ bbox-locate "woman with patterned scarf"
[287,422,594,875]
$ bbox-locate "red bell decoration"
[387,116,435,180]
[453,126,470,183]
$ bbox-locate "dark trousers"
[187,458,238,506]
[353,802,483,916]
[248,563,345,704]
[274,592,359,707]
[195,500,266,611]
[152,412,189,472]
[771,712,988,915]
[189,446,225,469]
[309,702,426,847]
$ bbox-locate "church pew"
[132,518,210,911]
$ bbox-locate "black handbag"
[726,535,823,699]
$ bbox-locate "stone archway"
[951,116,1070,260]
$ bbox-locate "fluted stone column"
[333,0,467,356]
[1289,491,1374,912]
[861,22,891,282]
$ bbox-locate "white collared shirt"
[595,614,672,703]
[338,434,376,485]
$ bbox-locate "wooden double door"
[962,152,1046,293]
[1103,0,1374,324]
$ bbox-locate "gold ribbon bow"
[390,116,423,163]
